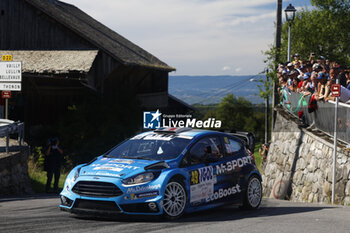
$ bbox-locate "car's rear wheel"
[163,180,187,219]
[242,175,262,209]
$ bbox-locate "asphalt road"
[0,195,349,233]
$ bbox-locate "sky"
[60,0,310,76]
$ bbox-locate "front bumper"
[59,176,164,216]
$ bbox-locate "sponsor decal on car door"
[187,136,242,205]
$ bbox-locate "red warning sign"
[1,91,11,99]
[331,84,341,97]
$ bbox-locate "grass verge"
[253,142,263,173]
[28,157,68,193]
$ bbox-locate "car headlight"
[73,167,81,182]
[122,172,155,185]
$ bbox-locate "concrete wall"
[0,148,33,196]
[262,109,350,205]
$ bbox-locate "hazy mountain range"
[169,75,265,105]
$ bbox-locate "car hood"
[79,157,160,178]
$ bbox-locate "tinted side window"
[223,136,242,156]
[190,137,222,165]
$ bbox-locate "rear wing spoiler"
[221,130,255,152]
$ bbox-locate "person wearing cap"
[286,62,294,72]
[317,56,325,65]
[297,64,306,77]
[293,53,301,65]
[302,72,318,97]
[297,66,307,89]
[300,72,311,92]
[287,69,298,87]
[312,63,322,72]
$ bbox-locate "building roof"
[24,0,175,71]
[168,94,196,111]
[0,50,98,74]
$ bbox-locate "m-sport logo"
[143,110,162,129]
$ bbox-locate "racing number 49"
[190,170,199,185]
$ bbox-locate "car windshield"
[106,133,191,160]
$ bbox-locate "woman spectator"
[302,72,318,97]
[289,77,300,92]
[320,68,337,100]
[317,73,328,100]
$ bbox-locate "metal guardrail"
[281,90,350,144]
[0,119,24,154]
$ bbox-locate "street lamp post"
[265,69,269,145]
[285,4,296,62]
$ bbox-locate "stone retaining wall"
[262,109,350,205]
[0,147,33,196]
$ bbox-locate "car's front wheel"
[242,175,262,209]
[162,180,187,219]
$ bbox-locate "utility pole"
[272,0,282,128]
[275,0,282,63]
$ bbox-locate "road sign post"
[331,81,341,204]
[2,91,11,119]
[0,55,22,119]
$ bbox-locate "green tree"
[216,94,253,130]
[192,95,265,142]
[266,0,350,65]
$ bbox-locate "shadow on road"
[71,200,335,223]
[177,205,333,223]
[0,193,59,203]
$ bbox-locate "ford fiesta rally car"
[60,127,262,219]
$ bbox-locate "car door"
[183,135,225,206]
[214,135,250,202]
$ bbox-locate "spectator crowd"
[277,53,350,104]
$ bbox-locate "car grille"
[74,199,121,212]
[72,181,123,197]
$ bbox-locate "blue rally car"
[60,127,262,219]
